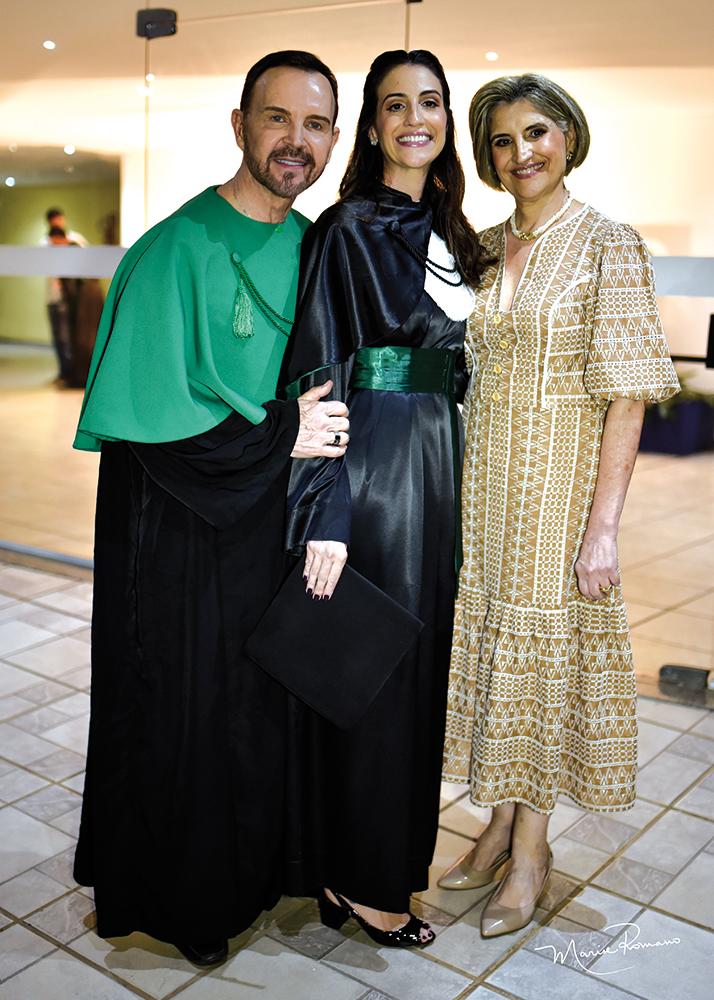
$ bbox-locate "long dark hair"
[340,49,486,288]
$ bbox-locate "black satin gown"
[73,403,300,944]
[283,289,467,913]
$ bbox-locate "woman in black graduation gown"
[280,49,488,946]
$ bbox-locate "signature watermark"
[534,921,681,976]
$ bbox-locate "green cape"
[74,187,310,451]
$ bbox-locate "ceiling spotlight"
[145,72,156,83]
[63,144,76,155]
[42,40,56,50]
[485,51,499,62]
[5,177,16,187]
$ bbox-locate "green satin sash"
[353,344,462,574]
[352,346,455,395]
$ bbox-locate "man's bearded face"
[240,67,338,200]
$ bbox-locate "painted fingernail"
[307,588,313,596]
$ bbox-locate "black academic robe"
[73,401,299,943]
[279,185,467,913]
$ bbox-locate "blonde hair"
[469,73,590,191]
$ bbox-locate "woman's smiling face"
[370,63,447,188]
[489,99,572,202]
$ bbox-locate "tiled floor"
[0,561,713,999]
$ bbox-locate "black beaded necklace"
[386,221,464,288]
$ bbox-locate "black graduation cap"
[245,562,423,729]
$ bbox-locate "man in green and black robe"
[72,51,345,964]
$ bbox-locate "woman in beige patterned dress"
[440,74,679,937]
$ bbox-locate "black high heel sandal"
[318,890,435,948]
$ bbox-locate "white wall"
[111,66,712,362]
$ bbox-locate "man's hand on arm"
[291,380,350,459]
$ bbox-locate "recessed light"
[145,72,156,83]
[5,177,16,187]
[63,144,76,155]
[485,51,499,62]
[42,40,56,50]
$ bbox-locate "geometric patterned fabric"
[443,206,680,814]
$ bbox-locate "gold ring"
[599,583,612,594]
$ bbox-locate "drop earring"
[369,135,378,146]
[566,151,573,162]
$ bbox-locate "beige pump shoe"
[480,847,553,938]
[437,845,512,890]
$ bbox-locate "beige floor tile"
[637,554,714,589]
[0,868,70,917]
[50,692,90,718]
[6,637,90,679]
[34,589,93,619]
[637,720,681,768]
[678,589,714,620]
[631,635,711,685]
[0,768,49,803]
[637,696,710,730]
[0,567,72,601]
[0,724,62,766]
[548,800,586,840]
[0,950,137,999]
[619,798,663,830]
[624,810,714,874]
[0,807,75,882]
[438,797,492,839]
[593,856,672,904]
[692,713,714,739]
[0,924,56,983]
[182,935,366,1000]
[558,885,642,932]
[0,662,40,699]
[632,610,714,654]
[625,602,662,627]
[653,851,714,927]
[439,780,468,809]
[552,837,610,880]
[26,890,96,944]
[486,944,635,999]
[622,571,707,610]
[69,932,199,999]
[0,694,35,722]
[42,715,89,756]
[0,622,55,658]
[675,783,714,821]
[668,732,714,764]
[589,909,713,998]
[637,751,710,804]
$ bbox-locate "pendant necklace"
[509,191,573,243]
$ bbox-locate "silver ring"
[331,433,341,446]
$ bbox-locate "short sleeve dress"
[443,205,680,814]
